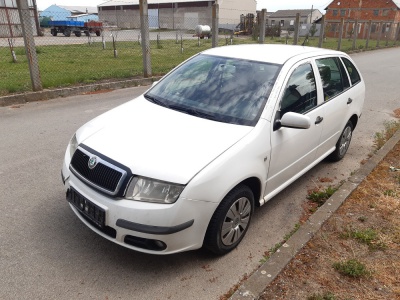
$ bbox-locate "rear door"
[314,56,353,159]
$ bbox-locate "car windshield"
[145,54,281,126]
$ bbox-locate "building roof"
[98,0,213,6]
[325,0,400,9]
[58,5,98,14]
[269,9,319,18]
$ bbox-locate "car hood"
[79,96,253,184]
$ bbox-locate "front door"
[265,61,324,200]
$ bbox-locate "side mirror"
[280,112,311,129]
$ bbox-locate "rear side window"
[316,57,349,101]
[341,57,361,85]
[280,63,317,115]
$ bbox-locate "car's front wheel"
[328,120,354,162]
[203,184,254,255]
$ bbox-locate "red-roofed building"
[324,0,400,39]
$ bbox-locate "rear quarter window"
[341,57,361,85]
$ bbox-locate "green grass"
[333,259,371,278]
[341,227,387,250]
[1,36,398,96]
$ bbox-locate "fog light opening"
[124,235,167,251]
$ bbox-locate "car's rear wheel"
[328,120,353,162]
[203,184,254,255]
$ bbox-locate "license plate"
[67,188,105,228]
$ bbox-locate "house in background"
[267,9,323,29]
[40,5,99,22]
[98,0,256,30]
[324,0,400,39]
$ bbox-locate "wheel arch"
[349,114,358,129]
[233,177,262,207]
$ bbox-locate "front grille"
[70,147,128,196]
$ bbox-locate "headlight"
[69,133,78,158]
[125,176,184,204]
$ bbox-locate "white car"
[61,44,365,255]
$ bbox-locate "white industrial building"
[98,0,256,30]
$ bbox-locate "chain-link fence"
[1,4,400,97]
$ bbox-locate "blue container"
[49,20,85,27]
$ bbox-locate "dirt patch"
[259,141,400,300]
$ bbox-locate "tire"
[203,184,254,255]
[74,31,81,37]
[51,29,57,36]
[95,30,101,36]
[63,29,71,37]
[328,121,353,162]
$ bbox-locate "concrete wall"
[99,0,256,30]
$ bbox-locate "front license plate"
[67,188,105,228]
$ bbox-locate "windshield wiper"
[144,94,169,108]
[168,105,217,121]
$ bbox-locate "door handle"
[315,116,323,124]
[347,98,353,104]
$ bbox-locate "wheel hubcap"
[339,126,352,156]
[221,197,251,246]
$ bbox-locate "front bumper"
[62,169,218,255]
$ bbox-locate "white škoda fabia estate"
[62,44,365,255]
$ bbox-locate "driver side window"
[280,63,317,116]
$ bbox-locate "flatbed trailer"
[49,20,103,37]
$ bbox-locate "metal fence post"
[376,21,383,48]
[385,22,392,46]
[140,0,152,77]
[293,13,300,45]
[366,20,372,49]
[259,9,266,44]
[395,23,400,44]
[337,18,344,50]
[352,20,358,50]
[16,0,42,91]
[318,15,325,48]
[212,4,219,48]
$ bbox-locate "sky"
[36,0,333,12]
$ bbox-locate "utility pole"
[140,0,152,77]
[16,0,42,91]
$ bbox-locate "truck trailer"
[49,20,103,37]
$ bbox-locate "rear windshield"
[145,54,281,126]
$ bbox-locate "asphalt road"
[0,47,399,300]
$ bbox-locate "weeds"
[341,228,387,250]
[307,186,337,206]
[308,292,336,300]
[333,259,371,278]
[259,223,300,264]
[374,120,400,151]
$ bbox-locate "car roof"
[201,44,343,65]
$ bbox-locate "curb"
[230,129,400,300]
[0,77,162,107]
